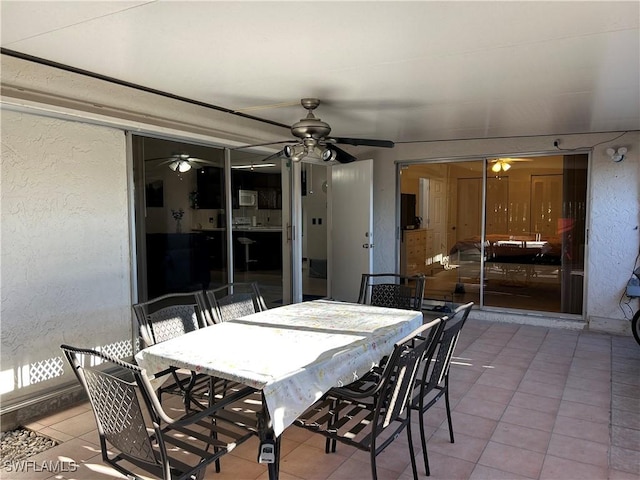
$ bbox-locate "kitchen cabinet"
[197,167,224,209]
[231,171,281,209]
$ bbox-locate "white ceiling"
[2,1,639,147]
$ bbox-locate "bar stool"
[238,237,257,271]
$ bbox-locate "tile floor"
[4,317,640,480]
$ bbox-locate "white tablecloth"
[135,300,422,436]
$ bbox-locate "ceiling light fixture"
[491,160,511,173]
[168,160,192,173]
[606,147,627,162]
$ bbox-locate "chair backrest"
[61,345,160,466]
[132,291,207,348]
[203,282,267,324]
[374,318,445,428]
[416,301,473,398]
[358,273,426,311]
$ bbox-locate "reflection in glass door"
[229,150,284,308]
[133,136,285,307]
[399,154,587,315]
[301,163,328,300]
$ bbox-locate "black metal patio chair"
[61,345,255,480]
[412,301,474,475]
[294,317,445,480]
[202,282,267,325]
[358,273,426,311]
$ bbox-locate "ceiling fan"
[147,153,214,173]
[242,98,395,164]
[489,157,532,173]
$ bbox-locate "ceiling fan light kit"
[491,159,511,173]
[168,159,192,172]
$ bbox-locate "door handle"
[362,243,375,249]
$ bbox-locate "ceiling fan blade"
[330,137,395,148]
[328,144,357,164]
[232,140,297,150]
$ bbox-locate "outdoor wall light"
[606,147,627,162]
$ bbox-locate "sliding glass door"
[399,154,588,315]
[132,135,284,307]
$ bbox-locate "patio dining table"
[135,299,423,479]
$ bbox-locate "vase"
[175,219,182,233]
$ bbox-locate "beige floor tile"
[426,429,488,464]
[516,378,565,399]
[612,425,640,450]
[438,410,498,441]
[418,450,476,479]
[557,399,610,424]
[46,411,97,438]
[279,443,350,479]
[325,455,398,480]
[610,445,640,475]
[35,426,74,444]
[202,452,267,480]
[562,385,611,408]
[522,368,568,387]
[539,454,609,480]
[490,422,551,453]
[547,433,609,467]
[475,371,522,391]
[508,391,561,415]
[552,415,610,444]
[501,405,556,432]
[453,396,507,421]
[609,467,640,479]
[613,393,640,413]
[463,383,514,405]
[469,464,535,479]
[564,374,612,393]
[477,441,545,479]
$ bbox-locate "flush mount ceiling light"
[606,147,627,162]
[491,159,512,173]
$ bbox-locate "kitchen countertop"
[193,226,283,232]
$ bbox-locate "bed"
[449,234,562,286]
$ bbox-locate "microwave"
[238,189,258,207]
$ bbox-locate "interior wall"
[369,131,640,333]
[1,109,131,405]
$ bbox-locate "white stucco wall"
[1,110,131,404]
[367,132,640,331]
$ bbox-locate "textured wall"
[1,110,132,404]
[368,132,640,331]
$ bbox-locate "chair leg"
[419,409,431,476]
[370,448,378,480]
[444,377,455,444]
[406,420,419,480]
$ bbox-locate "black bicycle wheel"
[632,309,640,346]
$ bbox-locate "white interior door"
[329,159,374,302]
